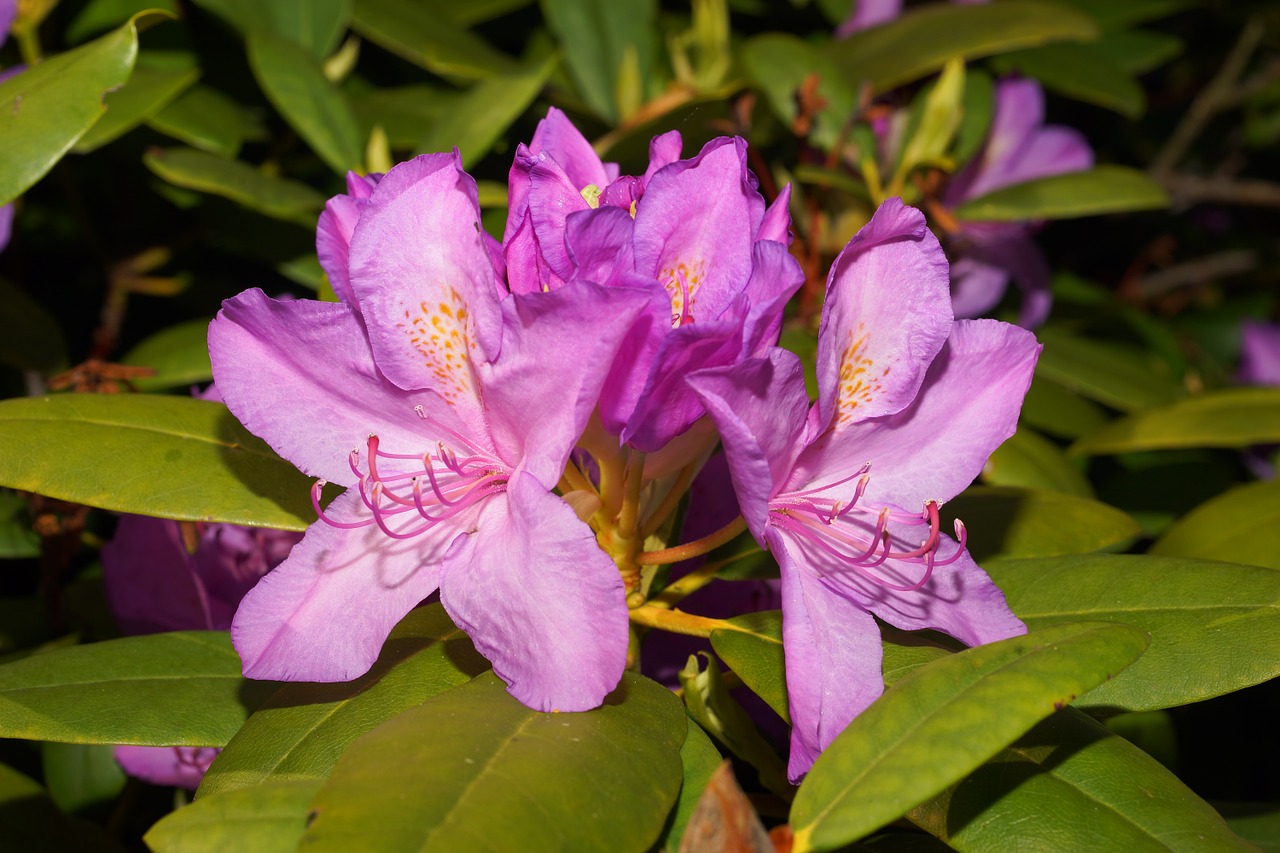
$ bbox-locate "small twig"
[1160,173,1280,208]
[1135,249,1260,299]
[1221,56,1280,110]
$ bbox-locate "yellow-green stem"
[649,557,733,608]
[628,605,733,638]
[640,462,697,539]
[635,515,747,566]
[616,451,646,539]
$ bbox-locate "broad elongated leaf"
[0,12,152,205]
[247,29,362,174]
[197,605,488,797]
[0,394,314,530]
[1072,387,1280,454]
[121,318,214,390]
[148,84,264,156]
[192,0,351,58]
[1151,479,1280,570]
[41,742,127,815]
[709,612,954,725]
[541,0,656,122]
[0,631,276,745]
[301,672,687,852]
[349,83,458,148]
[953,165,1169,221]
[1019,374,1109,439]
[350,0,519,81]
[416,54,558,168]
[0,762,129,852]
[1054,0,1193,30]
[74,57,200,153]
[910,709,1251,851]
[144,147,325,222]
[789,622,1149,852]
[988,43,1145,117]
[828,0,1097,95]
[943,486,1140,561]
[987,554,1280,710]
[0,279,67,373]
[742,34,855,151]
[981,427,1093,497]
[1033,328,1183,412]
[0,492,39,560]
[662,723,723,852]
[1086,28,1183,74]
[147,780,321,853]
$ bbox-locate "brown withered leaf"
[678,761,774,853]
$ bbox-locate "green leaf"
[146,780,321,853]
[0,279,68,373]
[301,672,686,852]
[709,612,954,726]
[944,486,1140,562]
[894,57,966,184]
[661,722,723,852]
[197,605,488,797]
[247,30,363,174]
[350,0,519,81]
[73,56,200,153]
[416,53,558,169]
[828,0,1097,95]
[1090,28,1183,75]
[1019,374,1109,439]
[0,394,314,530]
[987,554,1280,711]
[41,742,127,815]
[910,708,1252,851]
[789,622,1149,852]
[741,34,855,151]
[953,165,1169,221]
[120,318,214,391]
[1150,478,1280,570]
[0,492,39,560]
[981,427,1093,497]
[1032,328,1184,413]
[988,42,1145,117]
[0,12,152,205]
[0,762,129,853]
[144,147,326,223]
[67,0,180,44]
[1071,387,1280,454]
[540,0,656,123]
[0,631,276,745]
[349,83,458,149]
[191,0,352,59]
[1052,0,1193,30]
[952,68,994,169]
[147,85,257,157]
[1220,803,1280,852]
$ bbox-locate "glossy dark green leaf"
[828,0,1097,95]
[981,427,1093,497]
[0,631,276,745]
[541,0,656,122]
[661,722,723,852]
[120,318,213,391]
[944,486,1140,561]
[1220,803,1280,852]
[0,13,151,205]
[41,742,127,815]
[67,0,180,44]
[1090,28,1183,74]
[147,85,256,157]
[1019,374,1109,439]
[247,30,362,174]
[910,708,1251,851]
[1151,479,1280,570]
[1053,0,1193,30]
[416,54,558,168]
[0,492,39,560]
[73,56,200,153]
[954,165,1169,221]
[349,83,458,148]
[0,279,67,373]
[0,762,129,852]
[987,554,1280,710]
[1033,328,1184,413]
[197,605,488,797]
[988,42,1145,117]
[350,0,519,81]
[192,0,351,58]
[144,147,325,223]
[146,780,321,853]
[1071,387,1280,454]
[952,67,994,169]
[301,672,686,852]
[0,395,314,530]
[789,622,1149,852]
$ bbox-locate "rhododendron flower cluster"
[209,109,1040,777]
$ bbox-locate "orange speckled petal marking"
[400,288,479,407]
[833,323,891,427]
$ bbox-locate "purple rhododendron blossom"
[101,510,301,789]
[210,151,654,712]
[689,198,1039,780]
[836,0,987,38]
[503,108,802,452]
[942,78,1093,327]
[1239,319,1280,386]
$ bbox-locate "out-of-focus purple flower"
[942,78,1093,327]
[211,151,653,713]
[1239,319,1280,386]
[505,109,801,452]
[101,503,302,788]
[689,198,1038,780]
[837,0,987,38]
[0,203,12,253]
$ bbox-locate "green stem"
[628,605,734,638]
[635,515,746,566]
